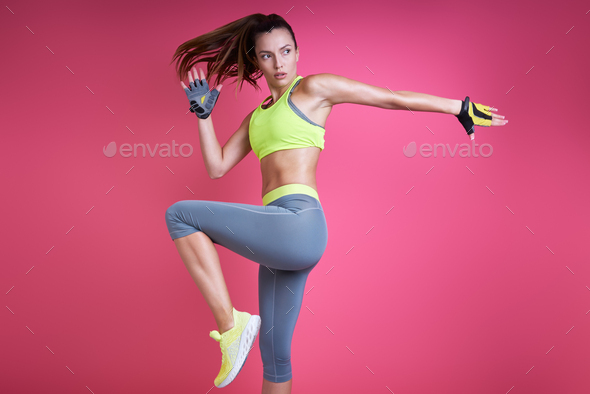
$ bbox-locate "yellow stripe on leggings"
[262,184,320,206]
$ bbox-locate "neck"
[267,74,299,104]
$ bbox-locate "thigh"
[166,199,325,270]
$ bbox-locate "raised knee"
[165,201,184,224]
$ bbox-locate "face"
[254,28,299,82]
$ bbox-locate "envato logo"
[403,141,493,158]
[103,140,193,158]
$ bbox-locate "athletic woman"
[165,13,508,394]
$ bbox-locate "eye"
[262,49,290,60]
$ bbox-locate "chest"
[249,77,332,161]
[263,81,331,128]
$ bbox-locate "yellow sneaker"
[209,307,261,388]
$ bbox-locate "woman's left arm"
[309,73,508,139]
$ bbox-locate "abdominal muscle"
[260,147,321,199]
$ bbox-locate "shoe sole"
[217,314,261,388]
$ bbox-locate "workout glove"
[455,96,492,137]
[185,78,220,119]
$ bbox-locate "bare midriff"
[260,147,321,199]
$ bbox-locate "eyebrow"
[258,44,292,54]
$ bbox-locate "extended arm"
[310,73,508,139]
[381,90,463,115]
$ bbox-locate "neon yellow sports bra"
[249,75,325,161]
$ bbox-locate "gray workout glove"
[185,77,220,119]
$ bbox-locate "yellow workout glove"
[455,96,492,137]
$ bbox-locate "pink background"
[2,0,590,393]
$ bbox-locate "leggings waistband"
[263,184,320,206]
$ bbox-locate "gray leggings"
[164,193,328,382]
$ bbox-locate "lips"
[275,73,286,77]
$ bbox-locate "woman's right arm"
[181,67,253,178]
[198,110,254,179]
[217,110,255,179]
[196,116,224,179]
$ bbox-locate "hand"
[456,96,508,140]
[181,66,223,119]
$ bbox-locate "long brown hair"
[170,13,298,99]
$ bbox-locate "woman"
[165,13,508,394]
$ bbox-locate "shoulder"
[299,73,332,95]
[299,73,348,103]
[301,73,393,108]
[295,73,336,108]
[247,107,256,120]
